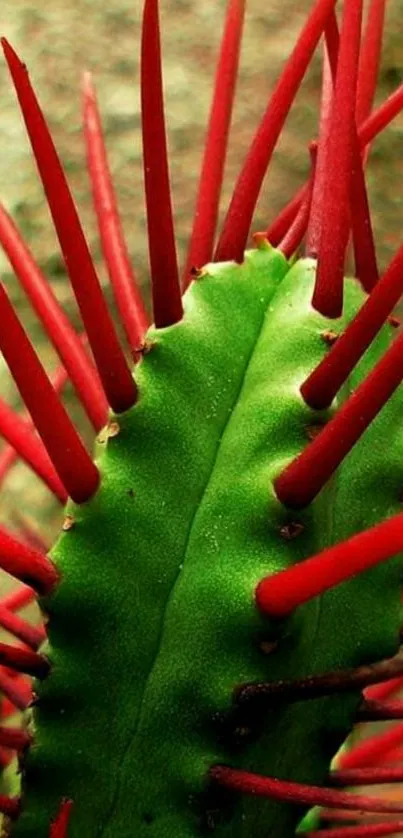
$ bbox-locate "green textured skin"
[9,245,403,837]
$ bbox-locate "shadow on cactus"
[0,0,403,835]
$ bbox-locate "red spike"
[49,800,73,838]
[311,0,364,317]
[82,72,149,354]
[0,527,58,596]
[338,723,403,770]
[140,0,183,328]
[0,398,67,503]
[209,765,403,814]
[331,765,403,787]
[279,145,316,258]
[256,511,403,618]
[0,670,31,711]
[0,585,35,613]
[0,203,107,430]
[266,184,307,246]
[356,698,403,722]
[0,727,31,751]
[236,655,403,708]
[365,675,403,703]
[268,83,403,247]
[307,823,403,838]
[0,603,45,650]
[214,0,337,263]
[183,0,245,286]
[0,643,49,678]
[356,0,387,124]
[306,43,334,258]
[12,511,50,554]
[0,283,100,504]
[275,327,403,509]
[1,38,136,415]
[301,240,403,410]
[0,796,19,819]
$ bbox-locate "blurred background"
[0,0,401,538]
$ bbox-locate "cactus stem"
[182,0,245,285]
[306,822,403,837]
[214,0,337,263]
[356,0,387,124]
[1,38,137,415]
[332,765,403,787]
[279,144,316,258]
[275,327,403,509]
[0,528,58,596]
[338,723,403,771]
[141,0,182,329]
[209,765,403,814]
[236,654,403,707]
[82,72,149,355]
[0,643,49,678]
[0,603,45,650]
[356,699,403,722]
[0,203,108,431]
[0,399,67,503]
[301,240,403,410]
[0,284,100,504]
[49,801,73,838]
[0,670,31,711]
[311,0,363,318]
[256,511,403,617]
[0,727,31,751]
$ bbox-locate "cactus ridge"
[0,0,402,836]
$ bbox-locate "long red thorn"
[302,241,403,410]
[275,326,403,509]
[338,723,403,771]
[0,528,57,595]
[49,800,73,838]
[306,42,333,258]
[256,510,403,618]
[2,38,136,414]
[365,675,403,703]
[0,727,31,751]
[311,0,364,317]
[332,765,403,787]
[82,72,149,354]
[356,0,387,124]
[0,603,45,650]
[279,145,316,258]
[0,203,107,430]
[0,585,35,613]
[214,0,337,263]
[0,643,49,678]
[141,0,183,328]
[307,824,403,838]
[0,670,31,711]
[209,765,403,814]
[236,655,403,708]
[0,399,66,502]
[183,0,245,286]
[268,83,403,247]
[357,698,403,721]
[0,283,100,504]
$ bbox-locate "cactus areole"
[0,0,403,836]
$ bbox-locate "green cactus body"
[10,247,403,837]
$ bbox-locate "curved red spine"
[0,603,44,650]
[140,0,183,328]
[183,0,245,285]
[1,38,137,415]
[49,800,73,838]
[356,0,387,124]
[307,823,403,838]
[0,527,57,596]
[82,72,149,354]
[0,203,107,430]
[214,0,337,263]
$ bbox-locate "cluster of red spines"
[0,0,402,834]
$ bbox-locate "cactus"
[0,0,403,835]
